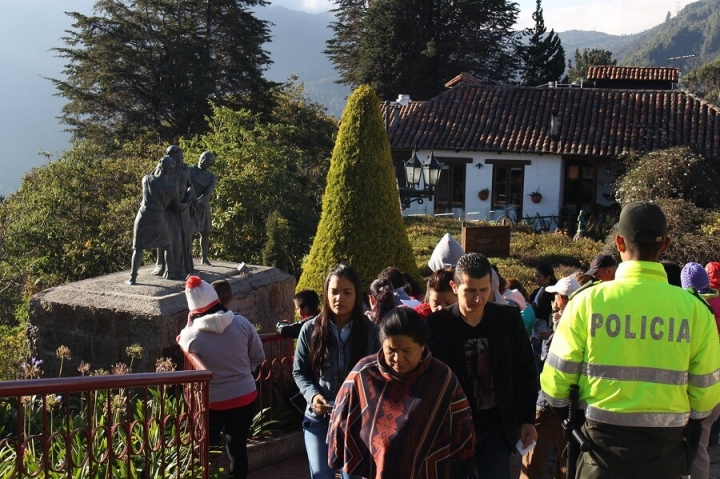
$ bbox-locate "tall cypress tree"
[297,85,421,293]
[520,0,565,86]
[50,0,274,146]
[326,0,522,101]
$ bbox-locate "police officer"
[540,201,720,478]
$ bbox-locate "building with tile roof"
[587,66,679,89]
[383,70,720,224]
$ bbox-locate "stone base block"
[28,262,295,375]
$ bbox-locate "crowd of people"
[176,201,720,479]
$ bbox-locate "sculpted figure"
[127,156,187,285]
[573,209,588,241]
[152,145,196,278]
[190,151,217,266]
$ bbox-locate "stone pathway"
[250,453,308,478]
[250,443,720,478]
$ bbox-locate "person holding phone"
[293,264,379,479]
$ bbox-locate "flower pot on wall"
[478,190,490,201]
[530,193,542,204]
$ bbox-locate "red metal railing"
[259,332,295,362]
[0,368,212,478]
[256,334,296,424]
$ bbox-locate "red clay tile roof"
[381,101,425,129]
[387,84,720,159]
[445,72,483,88]
[587,66,679,83]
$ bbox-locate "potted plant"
[529,188,542,203]
[478,188,490,201]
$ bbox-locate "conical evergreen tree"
[297,85,421,293]
[520,0,565,86]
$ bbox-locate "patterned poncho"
[327,351,475,479]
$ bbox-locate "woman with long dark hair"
[293,264,380,479]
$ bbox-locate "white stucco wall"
[401,150,563,220]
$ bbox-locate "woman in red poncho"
[328,307,475,478]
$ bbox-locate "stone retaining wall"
[28,262,295,375]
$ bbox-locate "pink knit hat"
[185,276,220,314]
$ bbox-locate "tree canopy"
[608,147,720,265]
[0,81,336,328]
[566,48,616,82]
[519,0,565,86]
[325,0,522,100]
[682,58,720,104]
[184,81,337,275]
[614,147,720,209]
[50,0,274,146]
[297,85,421,293]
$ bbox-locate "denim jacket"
[293,315,379,418]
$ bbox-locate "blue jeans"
[475,425,512,479]
[302,416,361,479]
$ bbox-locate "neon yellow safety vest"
[540,260,720,427]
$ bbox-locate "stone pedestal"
[28,262,295,375]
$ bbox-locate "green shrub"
[0,325,29,380]
[297,85,421,292]
[615,147,720,208]
[610,146,720,266]
[262,210,292,272]
[602,198,720,266]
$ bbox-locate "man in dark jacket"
[428,252,538,479]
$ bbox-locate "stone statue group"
[127,146,217,285]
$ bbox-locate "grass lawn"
[405,216,606,292]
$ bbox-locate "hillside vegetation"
[620,0,720,70]
[557,30,638,65]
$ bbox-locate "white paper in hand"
[516,438,537,455]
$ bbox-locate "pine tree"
[297,85,421,293]
[567,48,616,82]
[520,0,565,86]
[50,0,274,146]
[326,0,522,101]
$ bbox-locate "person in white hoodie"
[178,275,265,479]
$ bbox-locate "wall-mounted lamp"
[398,147,444,209]
[475,162,484,169]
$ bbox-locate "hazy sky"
[0,0,697,196]
[285,0,695,35]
